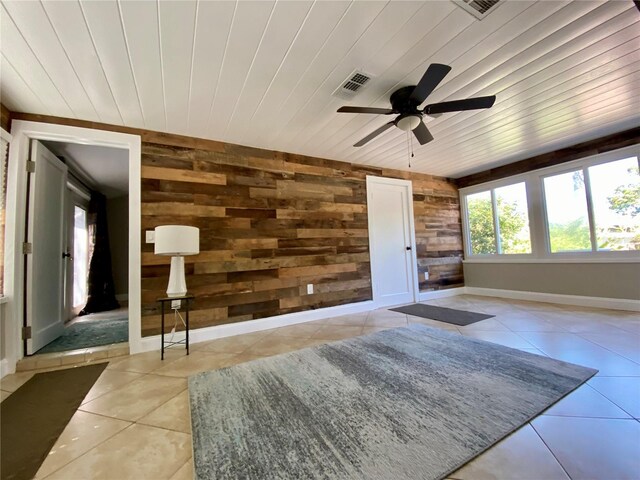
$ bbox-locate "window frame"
[460,144,640,263]
[461,179,533,260]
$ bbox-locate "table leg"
[186,300,190,355]
[161,302,165,361]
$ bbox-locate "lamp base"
[167,256,187,309]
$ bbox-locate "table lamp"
[154,225,199,308]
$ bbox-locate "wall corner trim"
[464,287,640,312]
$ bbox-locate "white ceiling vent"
[333,70,373,100]
[453,0,502,20]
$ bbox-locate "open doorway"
[3,119,141,374]
[28,140,129,355]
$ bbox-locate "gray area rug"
[189,324,597,480]
[390,303,494,326]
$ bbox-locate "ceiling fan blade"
[424,95,496,115]
[337,106,394,114]
[353,121,395,147]
[409,63,452,105]
[413,120,434,145]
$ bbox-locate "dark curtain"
[80,191,119,315]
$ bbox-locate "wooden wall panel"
[140,142,462,336]
[8,111,463,337]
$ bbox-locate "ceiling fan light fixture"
[396,115,421,131]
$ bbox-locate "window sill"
[463,256,640,264]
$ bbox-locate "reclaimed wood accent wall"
[140,142,462,336]
[8,111,463,337]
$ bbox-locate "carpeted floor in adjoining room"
[37,308,129,354]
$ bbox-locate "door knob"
[406,246,412,251]
[62,252,72,259]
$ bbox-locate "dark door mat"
[1,363,108,480]
[390,303,494,326]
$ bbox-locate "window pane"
[495,182,531,254]
[544,170,591,252]
[73,206,88,307]
[589,157,640,251]
[467,191,496,254]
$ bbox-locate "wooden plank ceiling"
[1,0,638,178]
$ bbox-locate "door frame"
[4,120,141,370]
[366,175,420,308]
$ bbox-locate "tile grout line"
[587,379,640,420]
[38,420,135,480]
[573,332,640,366]
[78,370,145,407]
[529,421,574,480]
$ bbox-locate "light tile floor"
[1,295,639,479]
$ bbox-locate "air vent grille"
[333,70,373,100]
[453,0,501,20]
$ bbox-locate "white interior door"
[26,140,68,354]
[366,176,418,307]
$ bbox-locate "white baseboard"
[137,300,376,353]
[464,287,640,312]
[418,287,466,302]
[131,284,640,355]
[0,358,15,379]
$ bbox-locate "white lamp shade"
[154,225,200,256]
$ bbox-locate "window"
[465,182,531,256]
[460,144,640,261]
[543,156,640,253]
[495,183,532,254]
[589,157,639,251]
[467,191,496,255]
[544,170,591,253]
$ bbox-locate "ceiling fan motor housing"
[390,85,423,131]
[390,85,422,114]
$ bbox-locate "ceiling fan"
[337,64,496,147]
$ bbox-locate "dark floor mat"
[390,303,494,326]
[1,363,108,480]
